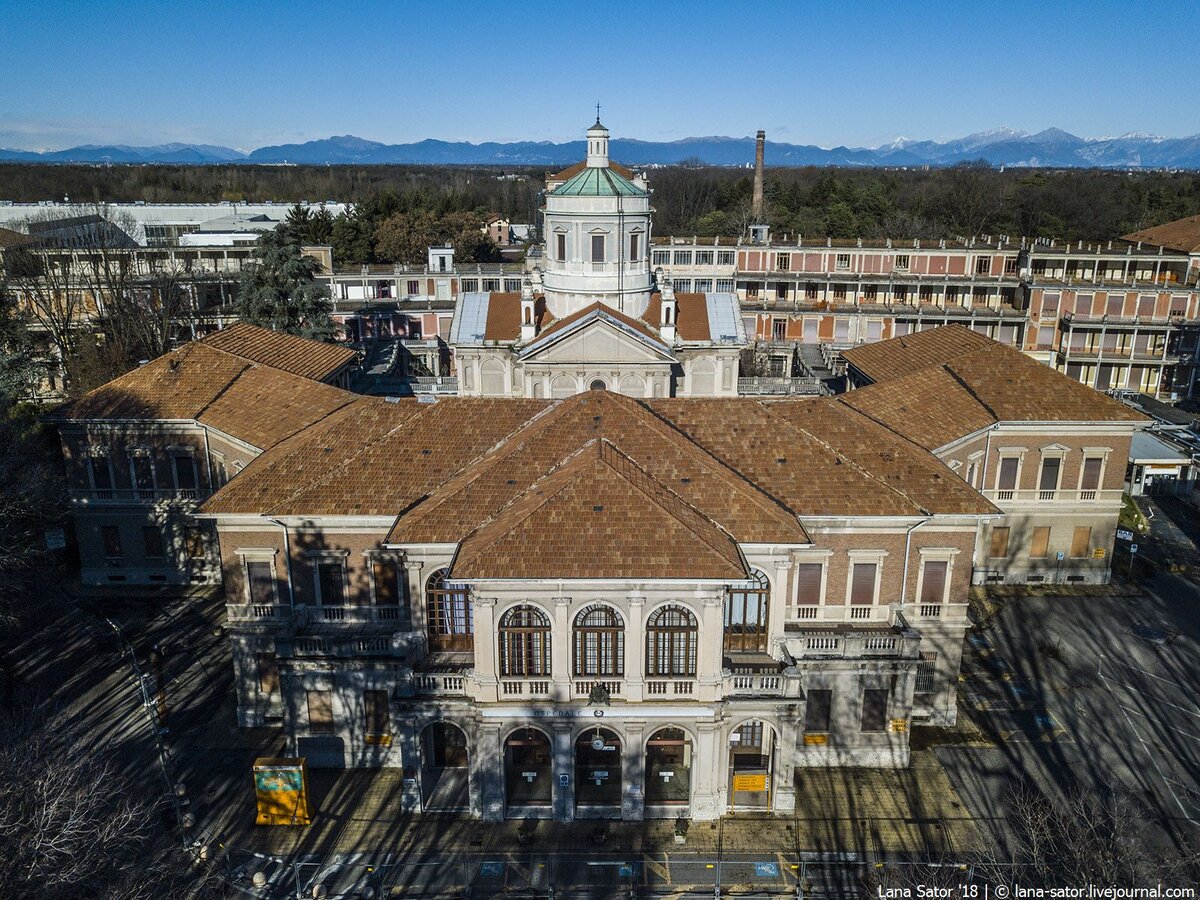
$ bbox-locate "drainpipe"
[266,517,296,609]
[898,514,930,612]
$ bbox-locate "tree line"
[5,161,1200,244]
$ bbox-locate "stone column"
[472,596,499,703]
[406,560,426,636]
[691,722,722,821]
[772,704,801,816]
[478,722,505,822]
[394,716,424,813]
[552,595,573,702]
[621,720,646,821]
[624,596,646,702]
[553,722,575,822]
[771,560,793,652]
[699,593,725,703]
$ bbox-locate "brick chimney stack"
[752,130,766,221]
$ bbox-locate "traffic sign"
[1056,551,1065,561]
[1130,544,1138,554]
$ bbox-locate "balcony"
[499,678,552,698]
[645,678,697,697]
[720,670,802,699]
[306,604,405,625]
[984,488,1122,505]
[738,376,827,396]
[1061,312,1184,331]
[572,679,624,700]
[74,487,203,505]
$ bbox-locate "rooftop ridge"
[254,398,439,515]
[760,401,930,516]
[451,438,746,579]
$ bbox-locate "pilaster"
[624,596,646,701]
[621,720,646,821]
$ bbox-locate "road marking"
[1099,665,1198,826]
[1117,704,1200,742]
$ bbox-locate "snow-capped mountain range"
[3,128,1200,168]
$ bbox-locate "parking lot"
[939,565,1200,845]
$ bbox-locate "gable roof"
[520,301,673,357]
[841,324,995,383]
[451,439,747,580]
[643,293,714,342]
[1122,215,1200,254]
[840,343,1145,450]
[385,390,810,545]
[199,322,357,382]
[48,342,356,449]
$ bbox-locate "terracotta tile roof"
[530,301,667,349]
[642,293,712,342]
[387,390,808,545]
[840,343,1145,450]
[202,397,550,517]
[200,322,357,382]
[647,398,996,517]
[1122,215,1200,254]
[48,342,356,449]
[547,160,635,183]
[841,324,995,383]
[451,439,747,580]
[764,399,996,515]
[0,226,34,249]
[482,293,547,341]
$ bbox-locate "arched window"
[646,605,698,676]
[573,605,624,677]
[499,605,551,676]
[589,379,607,391]
[426,569,472,652]
[724,569,769,653]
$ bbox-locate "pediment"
[520,316,674,364]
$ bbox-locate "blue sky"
[3,0,1199,151]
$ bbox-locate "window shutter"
[1070,526,1092,558]
[989,527,1010,558]
[306,690,334,733]
[363,690,390,735]
[998,457,1018,491]
[372,558,400,606]
[1039,458,1060,492]
[920,561,947,604]
[795,563,823,605]
[1081,457,1102,491]
[861,688,889,732]
[247,561,274,605]
[1030,527,1051,559]
[257,653,279,694]
[850,563,877,605]
[805,690,832,733]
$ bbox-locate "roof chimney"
[752,130,766,221]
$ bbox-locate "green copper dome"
[553,165,645,197]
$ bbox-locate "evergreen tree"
[236,226,337,341]
[0,282,40,405]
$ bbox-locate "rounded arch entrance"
[574,726,622,814]
[419,720,470,811]
[503,726,553,815]
[644,726,692,813]
[727,718,777,811]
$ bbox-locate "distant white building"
[0,200,349,246]
[449,119,746,398]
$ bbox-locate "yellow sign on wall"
[1093,548,1106,559]
[732,773,769,793]
[890,718,909,733]
[253,757,311,826]
[804,733,828,745]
